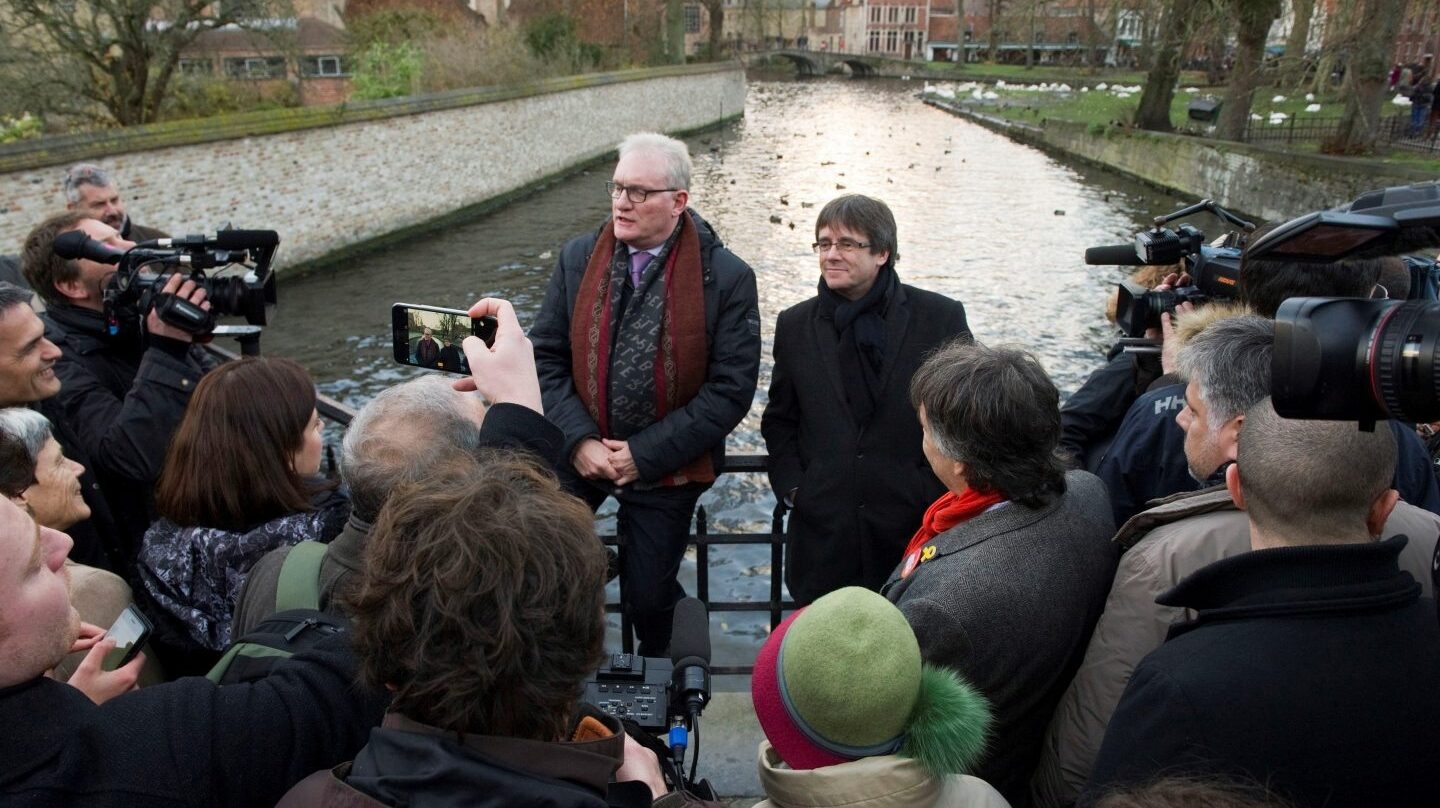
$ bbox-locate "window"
[888,6,899,23]
[301,55,347,77]
[870,5,880,22]
[886,29,898,51]
[225,56,285,79]
[178,58,213,76]
[1067,32,1079,45]
[684,4,701,33]
[868,29,881,51]
[905,6,916,24]
[963,28,973,42]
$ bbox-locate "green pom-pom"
[899,664,993,777]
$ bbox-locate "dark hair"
[156,357,328,531]
[815,194,899,269]
[910,339,1066,508]
[347,452,607,741]
[0,431,37,498]
[1239,225,1384,318]
[0,283,33,317]
[1096,776,1295,808]
[21,212,88,307]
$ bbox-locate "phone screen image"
[391,304,497,376]
[102,605,151,671]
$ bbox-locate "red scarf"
[899,488,1008,578]
[570,212,712,486]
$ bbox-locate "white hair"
[617,132,693,191]
[0,407,54,464]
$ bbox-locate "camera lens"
[1274,297,1440,423]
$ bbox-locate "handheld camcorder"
[1267,182,1440,425]
[52,228,279,338]
[1085,199,1253,339]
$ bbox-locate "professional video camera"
[1085,199,1254,340]
[583,597,716,796]
[1267,181,1440,425]
[52,228,278,338]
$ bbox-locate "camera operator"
[1093,248,1440,526]
[277,455,672,807]
[1033,315,1440,808]
[20,212,216,570]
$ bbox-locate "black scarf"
[817,265,897,426]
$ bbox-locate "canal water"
[261,78,1184,668]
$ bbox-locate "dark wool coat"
[1083,536,1440,808]
[530,210,760,482]
[882,470,1117,806]
[762,283,969,604]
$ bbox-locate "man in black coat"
[763,194,969,604]
[530,133,760,655]
[1083,400,1440,807]
[20,212,214,571]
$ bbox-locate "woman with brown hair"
[136,357,347,671]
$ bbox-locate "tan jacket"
[1029,487,1440,808]
[754,741,1011,808]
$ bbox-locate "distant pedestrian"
[1409,77,1434,137]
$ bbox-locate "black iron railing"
[208,342,795,676]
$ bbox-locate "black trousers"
[563,470,708,656]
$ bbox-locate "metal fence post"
[695,504,709,605]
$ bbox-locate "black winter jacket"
[1095,382,1440,525]
[530,211,760,480]
[0,634,389,808]
[1084,536,1440,807]
[39,304,215,566]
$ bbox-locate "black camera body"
[1086,199,1253,340]
[53,229,278,338]
[582,652,676,732]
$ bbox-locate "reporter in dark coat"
[882,341,1116,806]
[763,195,969,604]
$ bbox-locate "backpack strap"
[275,541,328,613]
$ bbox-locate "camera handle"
[1151,198,1257,237]
[212,325,263,357]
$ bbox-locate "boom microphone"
[669,597,711,716]
[1084,243,1147,266]
[214,230,280,251]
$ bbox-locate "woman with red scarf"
[880,339,1118,805]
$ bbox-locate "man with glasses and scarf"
[530,132,760,656]
[763,195,970,605]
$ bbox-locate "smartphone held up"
[391,303,497,376]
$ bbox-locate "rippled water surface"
[262,78,1183,666]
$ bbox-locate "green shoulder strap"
[274,540,327,613]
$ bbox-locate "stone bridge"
[741,49,906,78]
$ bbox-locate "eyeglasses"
[606,181,678,204]
[812,238,872,254]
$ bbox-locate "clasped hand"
[573,437,640,487]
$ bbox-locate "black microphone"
[53,231,123,265]
[214,230,279,251]
[1084,243,1147,266]
[670,597,711,716]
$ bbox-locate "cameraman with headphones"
[20,211,215,573]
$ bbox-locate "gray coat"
[882,470,1116,806]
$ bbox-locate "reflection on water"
[261,78,1182,667]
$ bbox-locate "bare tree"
[1132,0,1206,131]
[987,0,1004,63]
[698,0,725,57]
[3,0,293,127]
[1213,0,1282,141]
[1279,0,1315,89]
[1325,0,1407,153]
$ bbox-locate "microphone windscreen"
[1084,243,1146,266]
[52,230,121,264]
[214,230,279,251]
[669,597,711,665]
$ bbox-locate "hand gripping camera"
[52,228,278,338]
[1085,198,1254,340]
